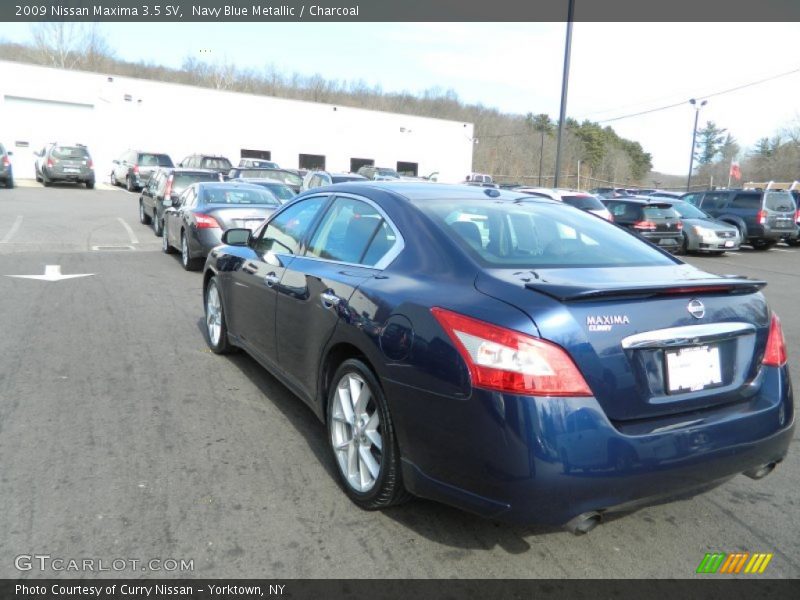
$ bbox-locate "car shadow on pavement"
[193,320,625,553]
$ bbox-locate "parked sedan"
[111,150,173,191]
[301,170,367,191]
[237,168,303,193]
[652,198,741,254]
[163,181,281,270]
[138,168,223,236]
[515,188,613,221]
[201,182,793,533]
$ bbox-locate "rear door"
[274,194,402,400]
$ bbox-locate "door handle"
[264,272,280,287]
[320,291,342,308]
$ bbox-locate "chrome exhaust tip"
[744,462,777,480]
[564,512,602,535]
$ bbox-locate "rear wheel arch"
[318,342,377,423]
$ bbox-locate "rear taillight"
[164,176,173,199]
[1,155,9,166]
[431,307,592,396]
[87,159,94,170]
[763,313,787,367]
[757,209,767,225]
[794,209,800,223]
[132,164,138,174]
[194,213,220,229]
[47,160,54,168]
[633,220,657,230]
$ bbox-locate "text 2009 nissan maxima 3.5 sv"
[201,182,793,534]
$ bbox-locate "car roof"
[195,181,265,190]
[238,178,289,185]
[310,181,561,204]
[167,168,220,175]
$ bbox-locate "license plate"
[63,167,80,173]
[659,238,675,246]
[665,345,722,393]
[724,240,734,248]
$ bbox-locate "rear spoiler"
[525,278,766,302]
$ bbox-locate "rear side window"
[731,193,760,210]
[306,197,396,266]
[700,193,730,210]
[417,200,676,268]
[763,190,795,212]
[52,146,89,159]
[138,153,173,167]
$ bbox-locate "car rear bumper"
[388,365,794,526]
[44,168,94,183]
[191,228,224,257]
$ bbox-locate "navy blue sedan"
[201,183,793,533]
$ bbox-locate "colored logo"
[696,552,773,574]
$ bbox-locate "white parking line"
[0,215,23,244]
[116,217,139,244]
[773,249,796,253]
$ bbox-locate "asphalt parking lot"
[0,183,798,579]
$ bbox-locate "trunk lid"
[476,265,770,422]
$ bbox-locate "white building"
[0,60,474,182]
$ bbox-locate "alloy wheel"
[330,372,383,492]
[206,284,222,346]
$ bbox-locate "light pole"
[686,98,707,191]
[553,0,575,188]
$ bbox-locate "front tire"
[139,201,151,225]
[161,224,174,254]
[327,359,410,510]
[204,277,235,354]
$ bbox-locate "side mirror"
[222,228,251,246]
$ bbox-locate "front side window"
[254,196,328,256]
[305,197,397,266]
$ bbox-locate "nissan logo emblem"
[687,299,705,319]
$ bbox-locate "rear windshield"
[201,158,232,170]
[202,187,281,206]
[172,172,220,193]
[764,190,795,212]
[52,146,89,159]
[377,168,399,177]
[236,168,281,178]
[331,175,366,183]
[561,195,605,210]
[415,199,677,268]
[257,170,303,186]
[643,206,679,220]
[138,153,173,167]
[241,181,295,201]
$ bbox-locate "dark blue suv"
[201,183,793,533]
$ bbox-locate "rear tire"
[42,172,51,187]
[85,179,95,189]
[752,240,775,251]
[680,233,690,255]
[5,176,13,189]
[153,214,163,237]
[110,172,117,186]
[327,359,411,510]
[126,176,134,192]
[180,232,201,271]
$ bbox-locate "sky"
[1,22,799,175]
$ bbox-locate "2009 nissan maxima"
[201,182,793,533]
